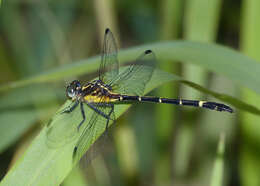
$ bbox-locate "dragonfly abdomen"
[119,95,233,113]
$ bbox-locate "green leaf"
[210,133,225,186]
[0,68,258,156]
[0,67,238,186]
[181,80,260,115]
[62,166,87,186]
[0,109,38,153]
[1,41,260,96]
[1,66,249,158]
[0,85,64,110]
[240,1,260,186]
[0,85,62,153]
[0,69,179,186]
[0,41,259,116]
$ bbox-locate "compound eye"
[66,86,76,98]
[66,80,81,99]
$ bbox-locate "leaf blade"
[0,69,176,186]
[1,41,260,96]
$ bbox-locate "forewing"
[112,50,156,96]
[46,104,80,148]
[99,28,119,84]
[73,101,114,162]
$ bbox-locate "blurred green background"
[0,0,260,185]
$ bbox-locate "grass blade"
[240,0,260,185]
[210,133,225,186]
[1,41,259,97]
[0,69,177,186]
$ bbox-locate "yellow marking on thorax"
[82,84,91,90]
[159,98,162,103]
[179,99,182,105]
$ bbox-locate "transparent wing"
[73,100,115,162]
[73,109,99,162]
[46,121,77,148]
[46,103,84,148]
[99,28,119,84]
[111,50,156,96]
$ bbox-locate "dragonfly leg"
[105,104,114,130]
[61,101,79,114]
[87,103,110,120]
[87,103,115,130]
[77,102,86,131]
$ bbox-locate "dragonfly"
[47,28,233,161]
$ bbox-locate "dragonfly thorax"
[81,80,113,97]
[91,80,113,91]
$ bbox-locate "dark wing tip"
[145,49,152,54]
[73,146,78,158]
[105,28,110,34]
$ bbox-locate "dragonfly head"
[66,80,81,100]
